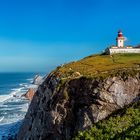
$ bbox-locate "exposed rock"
[22,74,43,101]
[17,72,140,140]
[23,88,37,101]
[73,71,81,77]
[32,75,43,85]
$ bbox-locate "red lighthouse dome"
[118,30,123,37]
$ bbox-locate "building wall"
[109,48,140,54]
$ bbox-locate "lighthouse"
[116,30,125,48]
[106,30,140,54]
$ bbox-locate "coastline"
[0,73,44,139]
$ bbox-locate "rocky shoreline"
[1,74,44,140]
[22,74,43,101]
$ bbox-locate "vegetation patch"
[74,100,140,140]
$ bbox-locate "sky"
[0,0,140,72]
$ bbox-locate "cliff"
[17,54,140,140]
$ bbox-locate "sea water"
[0,73,39,139]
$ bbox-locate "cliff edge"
[17,54,140,140]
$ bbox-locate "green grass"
[74,100,140,140]
[55,53,140,78]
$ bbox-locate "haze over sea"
[0,72,44,139]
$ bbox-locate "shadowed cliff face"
[17,72,140,140]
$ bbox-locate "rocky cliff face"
[17,72,140,140]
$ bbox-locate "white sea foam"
[20,103,29,112]
[26,78,33,84]
[0,89,23,103]
[0,116,4,122]
[0,114,23,125]
[10,87,28,97]
[0,95,13,103]
[0,73,37,139]
[19,83,27,86]
[11,87,24,92]
[0,82,29,126]
[0,102,28,125]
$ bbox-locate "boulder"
[23,88,36,101]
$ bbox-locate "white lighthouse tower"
[116,30,125,48]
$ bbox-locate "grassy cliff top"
[56,53,140,78]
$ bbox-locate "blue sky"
[0,0,140,72]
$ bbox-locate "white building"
[106,30,140,54]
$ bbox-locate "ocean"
[0,73,40,140]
